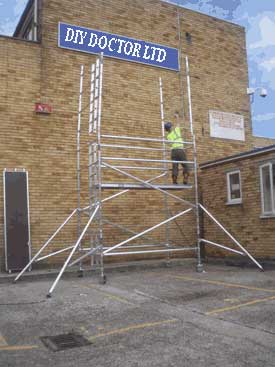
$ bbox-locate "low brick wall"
[200,151,275,259]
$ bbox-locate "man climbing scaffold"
[164,113,189,185]
[13,54,263,298]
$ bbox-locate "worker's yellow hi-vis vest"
[166,127,183,149]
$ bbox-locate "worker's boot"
[183,173,189,185]
[172,175,178,185]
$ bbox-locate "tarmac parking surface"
[0,261,275,367]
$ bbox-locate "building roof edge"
[160,0,244,30]
[13,0,34,37]
[200,144,275,169]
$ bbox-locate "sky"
[0,0,275,138]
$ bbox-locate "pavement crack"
[0,300,47,306]
[213,315,275,337]
[134,290,179,307]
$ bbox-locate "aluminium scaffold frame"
[14,53,263,298]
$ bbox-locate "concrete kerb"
[0,258,197,284]
[205,256,275,270]
[2,257,274,285]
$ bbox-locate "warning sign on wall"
[209,110,245,141]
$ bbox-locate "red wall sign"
[35,103,52,114]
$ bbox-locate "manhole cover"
[40,332,91,352]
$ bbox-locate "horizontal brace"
[101,165,168,171]
[101,143,167,152]
[102,157,194,165]
[104,247,197,256]
[102,134,194,145]
[103,244,170,249]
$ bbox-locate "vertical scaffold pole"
[97,54,105,283]
[176,8,185,122]
[159,77,171,263]
[89,63,96,134]
[89,63,96,266]
[77,65,84,272]
[185,56,204,272]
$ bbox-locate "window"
[226,170,242,204]
[260,163,275,216]
[12,0,38,42]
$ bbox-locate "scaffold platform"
[99,183,192,190]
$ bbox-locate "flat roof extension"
[200,144,275,169]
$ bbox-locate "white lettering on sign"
[59,23,179,71]
[88,33,98,47]
[124,41,133,56]
[209,110,245,141]
[65,27,74,42]
[157,49,166,62]
[132,43,141,58]
[98,35,108,49]
[65,27,167,63]
[108,38,116,52]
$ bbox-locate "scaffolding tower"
[14,54,263,298]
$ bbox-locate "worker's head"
[164,121,172,132]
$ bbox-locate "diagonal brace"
[47,206,99,297]
[200,204,263,271]
[14,209,78,283]
[104,208,193,255]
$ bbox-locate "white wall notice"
[209,110,245,141]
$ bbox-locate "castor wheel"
[77,269,84,278]
[99,274,106,284]
[196,264,204,273]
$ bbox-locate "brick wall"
[0,0,257,268]
[252,136,275,148]
[200,151,275,260]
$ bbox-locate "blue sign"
[58,22,179,72]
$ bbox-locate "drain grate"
[40,332,91,352]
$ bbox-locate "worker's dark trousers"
[171,148,188,178]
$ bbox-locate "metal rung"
[98,183,192,190]
[88,162,99,167]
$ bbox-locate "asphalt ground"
[0,261,275,367]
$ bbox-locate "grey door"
[3,170,31,272]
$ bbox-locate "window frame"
[226,169,242,205]
[259,162,275,216]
